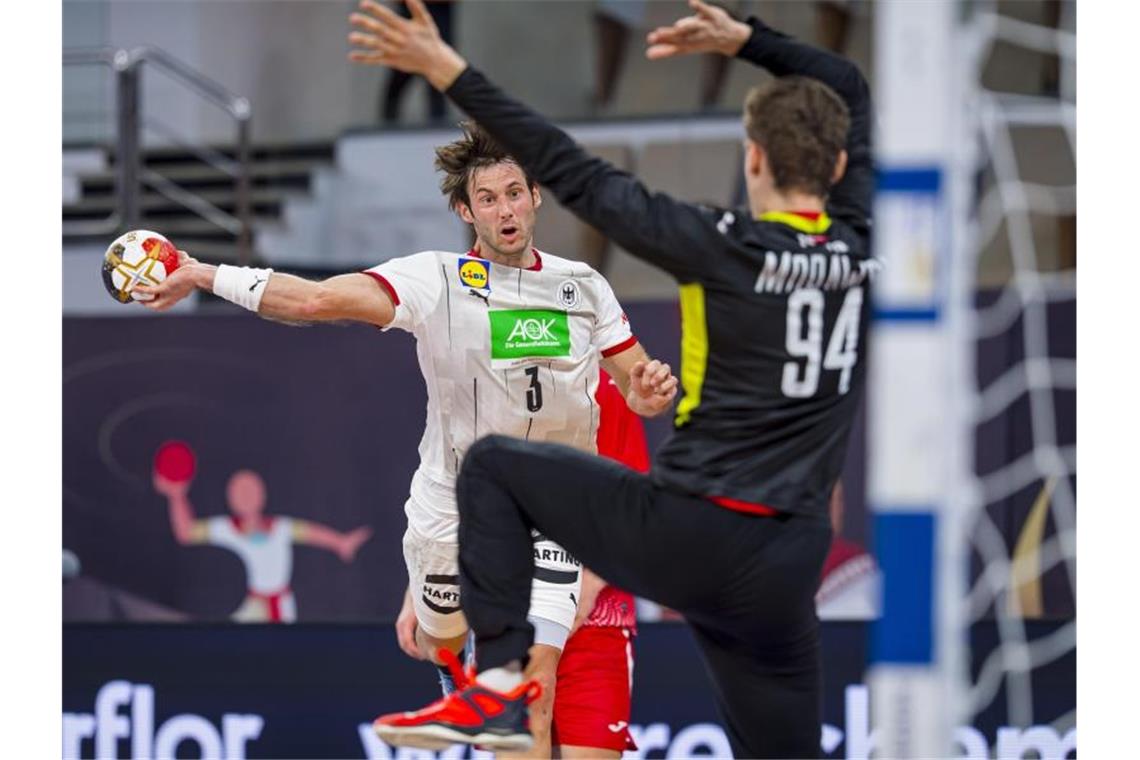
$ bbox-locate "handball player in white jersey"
[135,122,678,755]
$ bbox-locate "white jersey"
[365,249,635,541]
[206,515,294,594]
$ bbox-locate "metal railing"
[63,46,253,264]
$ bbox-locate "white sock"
[476,665,523,693]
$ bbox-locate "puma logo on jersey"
[468,288,490,306]
[716,211,735,235]
[608,721,628,733]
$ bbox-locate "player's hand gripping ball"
[101,229,181,304]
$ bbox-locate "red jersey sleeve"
[594,370,650,474]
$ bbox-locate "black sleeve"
[444,67,718,282]
[736,18,873,241]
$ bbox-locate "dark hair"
[743,76,850,197]
[434,121,536,211]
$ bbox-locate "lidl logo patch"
[458,258,491,291]
[489,309,570,360]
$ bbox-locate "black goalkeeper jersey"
[445,19,875,519]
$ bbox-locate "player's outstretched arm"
[348,0,714,282]
[135,251,397,328]
[348,0,466,91]
[601,342,678,418]
[154,474,208,545]
[647,0,872,234]
[645,0,752,60]
[293,520,374,563]
[649,0,868,116]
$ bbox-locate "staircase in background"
[62,141,333,264]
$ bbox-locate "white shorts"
[402,526,582,649]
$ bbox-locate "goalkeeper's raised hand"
[646,0,752,60]
[348,0,467,92]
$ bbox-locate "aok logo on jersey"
[489,309,570,360]
[457,258,491,292]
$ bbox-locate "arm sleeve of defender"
[590,272,637,358]
[363,251,444,333]
[735,18,873,240]
[595,370,652,473]
[445,68,718,282]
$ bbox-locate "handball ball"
[154,440,197,484]
[101,229,180,304]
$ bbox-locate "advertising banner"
[62,622,1074,759]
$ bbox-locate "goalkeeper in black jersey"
[351,0,874,756]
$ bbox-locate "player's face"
[227,470,266,518]
[460,162,541,259]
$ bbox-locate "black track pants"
[456,435,832,759]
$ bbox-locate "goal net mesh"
[952,0,1076,742]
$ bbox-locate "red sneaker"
[373,677,541,751]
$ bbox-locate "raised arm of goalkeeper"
[346,0,871,274]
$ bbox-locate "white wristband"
[212,264,274,312]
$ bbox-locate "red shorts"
[551,626,637,752]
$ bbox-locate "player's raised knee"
[456,435,515,513]
[463,434,513,470]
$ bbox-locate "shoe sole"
[373,723,534,752]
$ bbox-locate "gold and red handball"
[100,229,181,304]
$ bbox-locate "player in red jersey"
[553,369,644,758]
